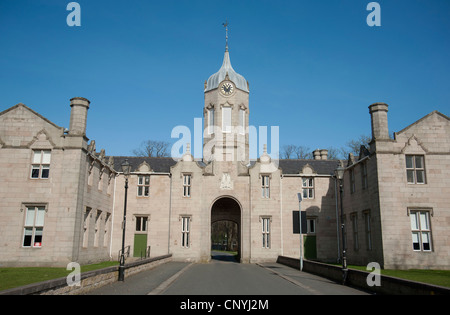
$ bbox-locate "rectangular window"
[239,109,245,135]
[30,150,51,179]
[351,213,359,251]
[23,206,46,247]
[183,175,191,197]
[261,217,271,249]
[181,216,190,248]
[302,178,314,199]
[137,175,150,197]
[364,211,372,251]
[135,216,148,232]
[261,175,270,198]
[103,213,111,247]
[406,155,426,184]
[410,210,432,251]
[307,218,316,234]
[349,169,355,194]
[222,107,232,133]
[83,207,91,248]
[94,210,102,247]
[208,108,215,134]
[361,162,368,190]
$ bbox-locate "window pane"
[416,170,425,184]
[35,207,45,227]
[25,207,36,226]
[420,212,429,230]
[34,228,43,247]
[31,166,40,178]
[412,232,420,250]
[136,217,141,231]
[33,151,42,164]
[145,176,150,185]
[422,232,431,251]
[23,228,33,247]
[308,188,314,199]
[406,156,413,168]
[138,186,143,196]
[138,176,143,185]
[410,213,419,230]
[407,170,415,183]
[142,217,148,231]
[41,166,50,178]
[415,156,423,169]
[42,151,51,164]
[144,186,149,196]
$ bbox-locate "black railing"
[118,245,130,262]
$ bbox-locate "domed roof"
[205,49,249,93]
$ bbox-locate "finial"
[223,20,229,52]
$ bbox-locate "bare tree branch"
[133,140,170,157]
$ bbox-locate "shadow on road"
[210,250,238,263]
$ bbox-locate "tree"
[281,145,296,159]
[281,145,311,159]
[132,140,170,157]
[340,135,371,158]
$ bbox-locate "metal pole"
[339,181,348,284]
[118,177,128,281]
[297,193,303,271]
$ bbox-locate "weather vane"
[223,20,229,51]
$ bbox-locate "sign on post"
[292,211,307,234]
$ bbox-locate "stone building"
[0,46,448,269]
[342,103,450,269]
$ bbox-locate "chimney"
[369,102,389,140]
[69,97,90,136]
[320,149,328,160]
[313,149,321,160]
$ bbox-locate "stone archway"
[210,197,241,262]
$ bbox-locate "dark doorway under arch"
[211,197,241,262]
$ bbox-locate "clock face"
[220,82,234,96]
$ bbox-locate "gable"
[395,111,450,153]
[0,104,63,147]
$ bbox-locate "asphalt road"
[87,251,369,296]
[162,251,368,295]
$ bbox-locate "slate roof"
[278,159,341,176]
[112,156,177,173]
[111,156,340,176]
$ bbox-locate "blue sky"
[1,0,449,158]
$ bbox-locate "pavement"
[85,252,369,295]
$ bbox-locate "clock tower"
[203,42,250,165]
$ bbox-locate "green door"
[133,234,148,257]
[304,235,317,260]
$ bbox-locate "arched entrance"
[211,197,241,262]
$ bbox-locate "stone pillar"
[369,102,389,140]
[69,97,90,136]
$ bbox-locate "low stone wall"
[0,254,172,295]
[277,256,450,295]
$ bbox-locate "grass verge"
[347,265,450,288]
[0,261,119,292]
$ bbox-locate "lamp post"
[335,166,348,285]
[297,193,303,271]
[118,159,131,281]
